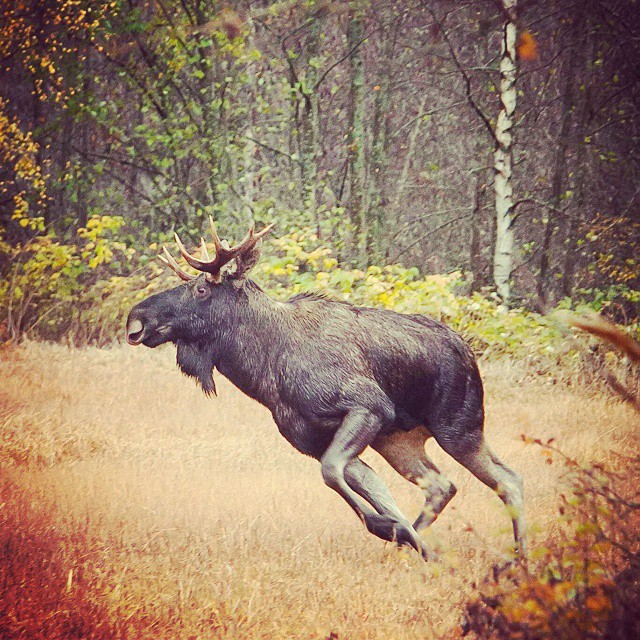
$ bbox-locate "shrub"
[462,443,640,640]
[1,223,638,387]
[255,229,640,389]
[0,216,173,344]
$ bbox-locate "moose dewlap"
[126,220,526,561]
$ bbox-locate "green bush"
[1,224,638,385]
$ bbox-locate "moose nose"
[126,316,146,345]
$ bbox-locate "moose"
[126,220,526,561]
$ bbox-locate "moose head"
[126,219,273,394]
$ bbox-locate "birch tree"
[492,0,518,304]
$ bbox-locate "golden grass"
[0,342,638,639]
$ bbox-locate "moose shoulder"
[126,220,526,562]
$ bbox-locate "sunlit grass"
[0,342,637,639]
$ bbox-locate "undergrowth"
[463,443,640,640]
[2,223,638,387]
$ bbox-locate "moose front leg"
[320,406,431,559]
[344,459,437,560]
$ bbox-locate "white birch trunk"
[492,0,518,305]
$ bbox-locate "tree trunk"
[299,17,321,217]
[562,9,592,298]
[469,22,492,291]
[469,174,488,291]
[492,0,518,305]
[563,86,591,297]
[76,44,93,230]
[392,93,429,211]
[242,16,257,211]
[537,68,576,304]
[347,11,368,266]
[537,8,586,305]
[368,8,394,262]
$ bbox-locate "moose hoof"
[363,513,403,542]
[417,543,439,562]
[364,514,435,560]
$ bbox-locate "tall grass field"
[1,342,638,639]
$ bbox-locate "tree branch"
[389,213,472,263]
[425,5,499,147]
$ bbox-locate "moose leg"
[373,427,457,532]
[344,458,437,559]
[438,431,526,558]
[320,406,431,559]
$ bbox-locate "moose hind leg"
[440,432,526,558]
[373,427,457,532]
[320,404,431,559]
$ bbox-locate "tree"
[2,0,639,313]
[492,0,518,305]
[346,6,367,265]
[537,7,589,305]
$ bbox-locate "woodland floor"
[0,342,638,639]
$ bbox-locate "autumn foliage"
[463,444,640,640]
[517,31,538,61]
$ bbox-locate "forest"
[1,1,639,639]
[1,0,639,342]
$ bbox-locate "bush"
[255,229,564,359]
[462,443,640,640]
[1,224,638,390]
[0,216,172,344]
[255,230,640,391]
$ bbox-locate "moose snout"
[126,314,146,345]
[126,290,180,348]
[127,309,147,345]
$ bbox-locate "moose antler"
[159,245,196,281]
[160,217,274,283]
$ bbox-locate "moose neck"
[213,279,288,407]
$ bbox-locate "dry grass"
[0,342,638,639]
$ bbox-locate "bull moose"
[126,220,526,561]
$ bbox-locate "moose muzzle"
[126,300,175,348]
[126,315,146,345]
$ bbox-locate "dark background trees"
[1,0,639,313]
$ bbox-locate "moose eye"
[194,284,210,300]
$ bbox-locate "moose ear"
[231,245,261,280]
